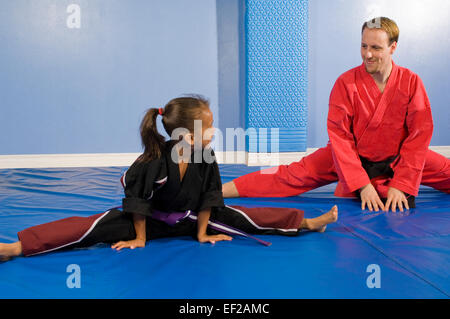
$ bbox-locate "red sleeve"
[327,77,370,193]
[388,75,433,196]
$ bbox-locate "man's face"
[361,28,397,75]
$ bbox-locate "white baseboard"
[427,146,450,158]
[0,146,449,169]
[0,153,141,169]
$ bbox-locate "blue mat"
[0,165,449,299]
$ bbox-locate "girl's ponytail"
[139,108,165,162]
[138,95,210,162]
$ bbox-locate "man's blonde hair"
[362,17,399,45]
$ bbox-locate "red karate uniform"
[234,62,450,198]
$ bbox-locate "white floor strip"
[0,147,449,169]
[0,153,141,169]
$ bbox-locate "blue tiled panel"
[245,0,308,152]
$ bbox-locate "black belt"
[359,156,415,208]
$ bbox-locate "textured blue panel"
[245,0,308,152]
[247,128,307,152]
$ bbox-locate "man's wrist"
[359,183,371,192]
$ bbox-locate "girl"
[0,95,338,261]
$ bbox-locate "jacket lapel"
[356,61,399,147]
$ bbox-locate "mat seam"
[337,220,450,298]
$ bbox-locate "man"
[223,17,449,212]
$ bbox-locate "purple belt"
[151,209,192,226]
[113,206,271,246]
[152,209,271,246]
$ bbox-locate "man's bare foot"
[0,242,22,262]
[301,205,338,232]
[222,181,240,198]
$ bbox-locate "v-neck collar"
[177,161,190,185]
[359,60,398,98]
[355,61,400,147]
[164,141,190,185]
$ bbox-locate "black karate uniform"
[18,142,304,256]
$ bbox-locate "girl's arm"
[111,213,146,251]
[197,209,232,244]
[133,213,146,241]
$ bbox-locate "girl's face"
[184,107,215,150]
[200,108,215,148]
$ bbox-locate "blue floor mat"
[0,165,449,299]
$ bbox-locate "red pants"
[17,206,304,256]
[234,145,450,197]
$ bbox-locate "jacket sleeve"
[389,75,433,196]
[122,158,162,216]
[327,77,371,193]
[197,151,225,212]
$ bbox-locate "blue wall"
[1,0,449,156]
[308,0,450,147]
[216,0,246,151]
[0,0,219,155]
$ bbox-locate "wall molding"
[0,153,141,169]
[1,146,449,169]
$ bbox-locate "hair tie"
[158,108,164,116]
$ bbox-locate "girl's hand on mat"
[111,238,146,251]
[385,187,409,213]
[360,183,385,212]
[197,233,233,244]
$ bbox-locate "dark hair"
[139,94,210,162]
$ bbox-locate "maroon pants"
[17,206,305,256]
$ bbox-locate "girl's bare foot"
[301,205,338,232]
[0,242,22,262]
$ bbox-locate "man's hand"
[385,187,409,212]
[360,183,385,212]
